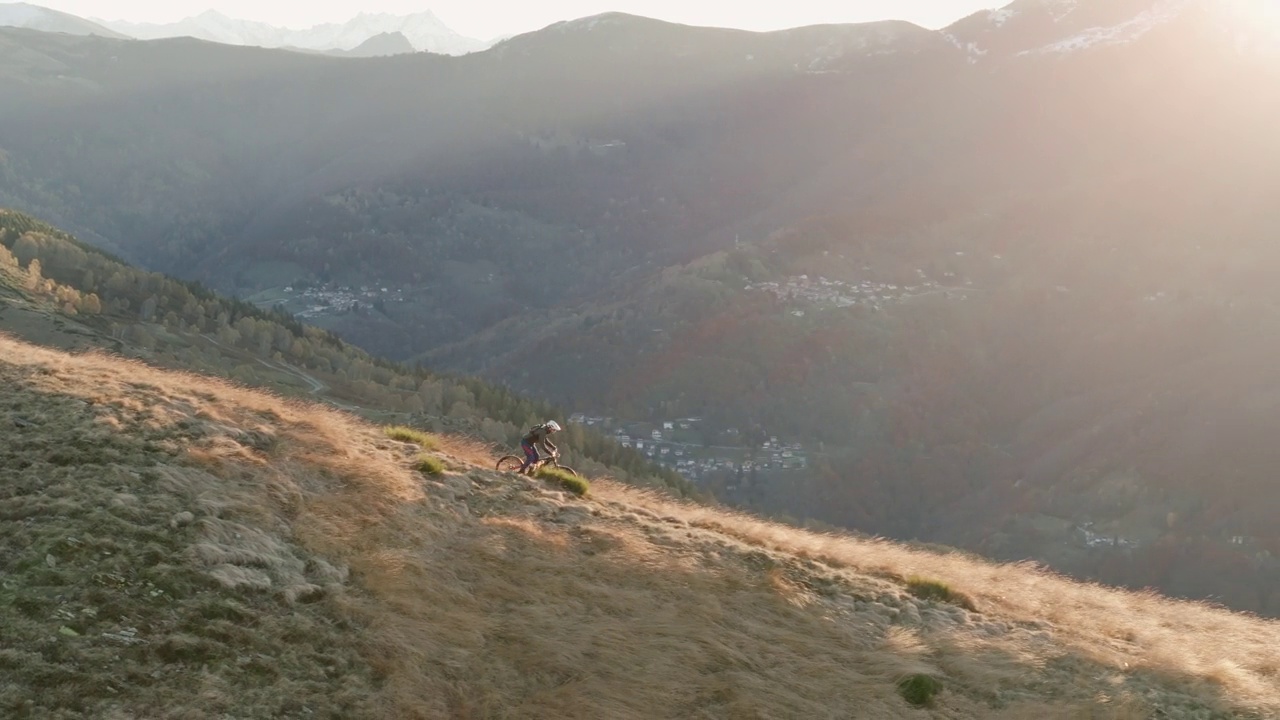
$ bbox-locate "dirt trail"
[201,333,361,411]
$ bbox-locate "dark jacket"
[522,424,557,456]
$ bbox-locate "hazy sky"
[48,1,998,41]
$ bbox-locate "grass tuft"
[906,576,977,611]
[897,674,942,707]
[383,425,437,449]
[538,467,590,496]
[413,454,445,476]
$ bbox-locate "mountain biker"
[519,420,562,474]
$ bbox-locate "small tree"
[79,293,102,315]
[25,258,42,290]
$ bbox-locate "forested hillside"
[0,209,692,494]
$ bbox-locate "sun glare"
[1235,0,1280,30]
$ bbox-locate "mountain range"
[99,8,489,55]
[0,3,488,55]
[333,31,417,58]
[3,0,1280,616]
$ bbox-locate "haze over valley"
[3,2,1280,715]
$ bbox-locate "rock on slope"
[0,333,1277,718]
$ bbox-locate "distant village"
[745,272,959,312]
[569,413,809,482]
[278,284,406,319]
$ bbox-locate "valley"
[3,0,1280,619]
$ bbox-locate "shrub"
[413,454,445,476]
[897,674,942,707]
[538,467,590,497]
[384,426,437,449]
[905,577,976,611]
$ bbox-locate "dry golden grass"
[435,433,502,468]
[594,482,1280,716]
[2,332,1277,720]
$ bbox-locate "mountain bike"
[495,451,579,477]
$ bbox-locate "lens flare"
[1236,0,1280,27]
[1219,0,1280,52]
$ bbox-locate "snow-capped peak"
[1041,0,1082,22]
[988,7,1019,26]
[940,0,1252,61]
[974,0,1081,28]
[1012,0,1280,57]
[301,11,485,54]
[1021,0,1192,54]
[937,0,1280,64]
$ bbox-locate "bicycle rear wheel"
[496,455,524,473]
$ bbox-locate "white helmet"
[545,420,562,432]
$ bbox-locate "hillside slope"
[0,208,693,495]
[2,333,1279,718]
